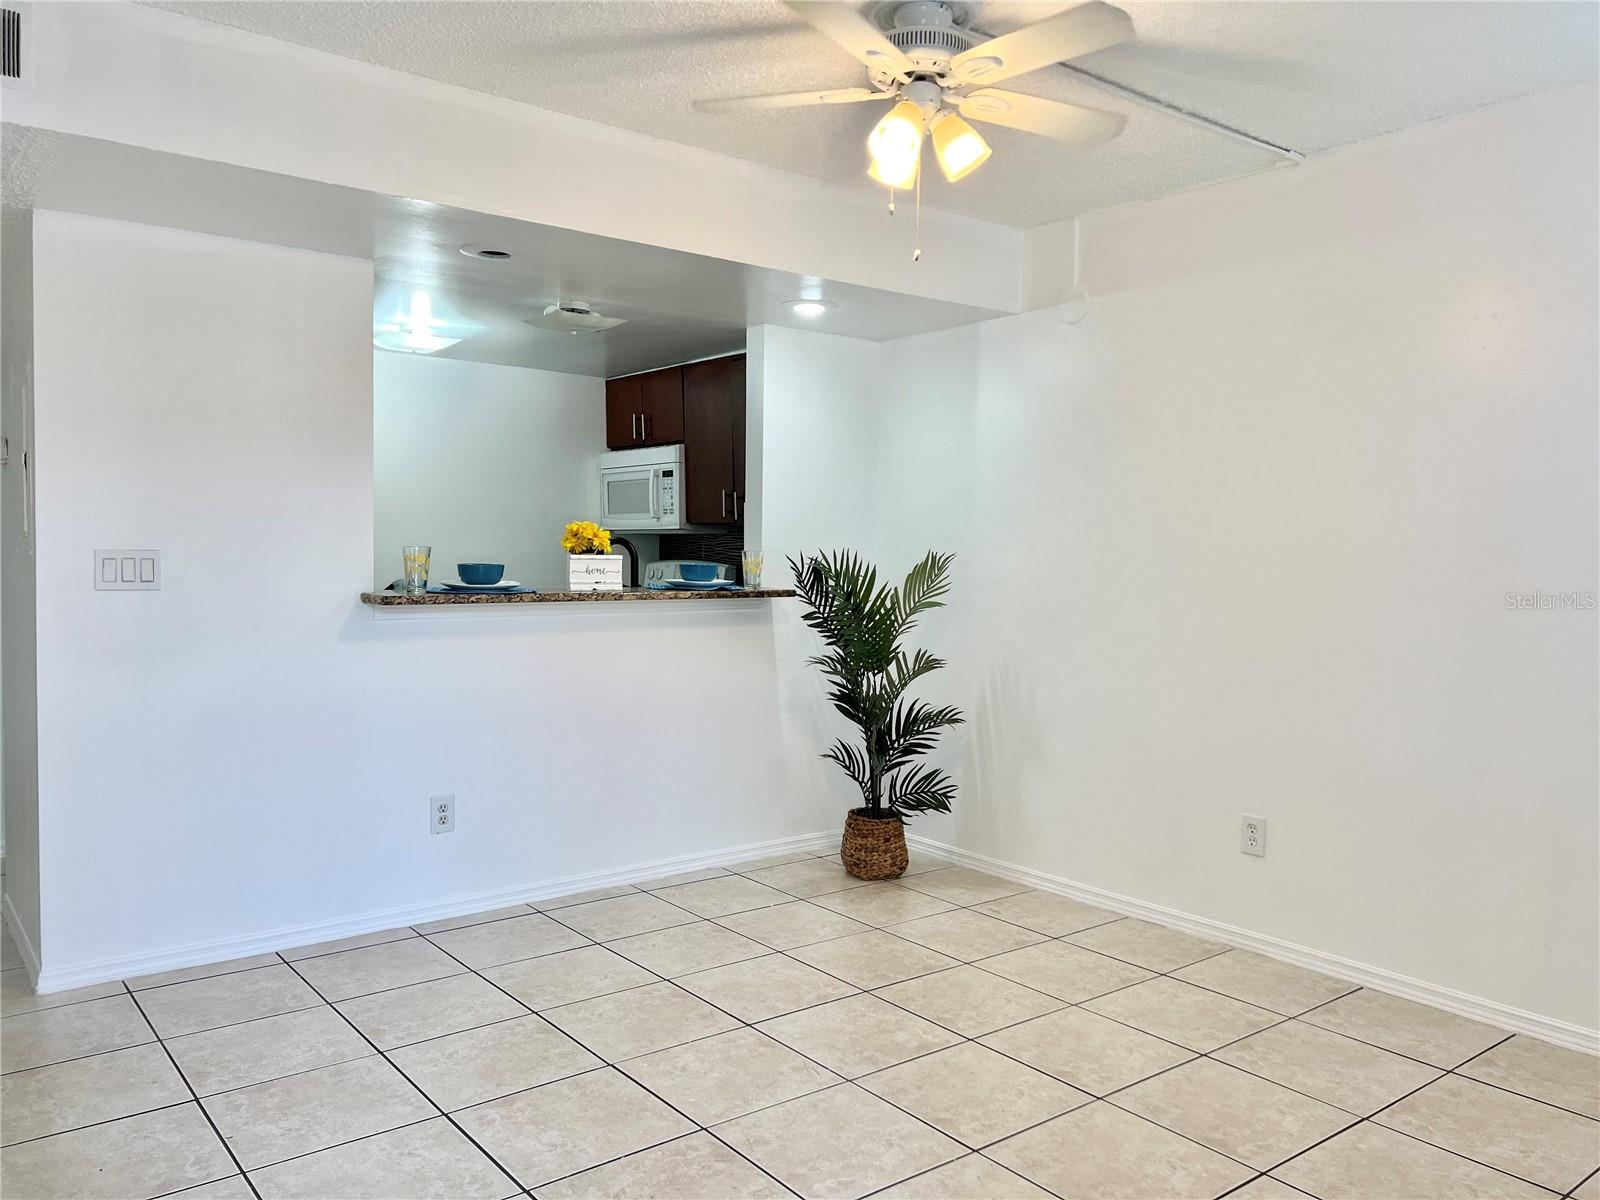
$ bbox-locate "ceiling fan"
[693,1,1134,187]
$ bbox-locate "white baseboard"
[33,830,835,994]
[32,825,1599,1056]
[907,835,1599,1056]
[2,890,43,983]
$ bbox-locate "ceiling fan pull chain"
[912,159,923,262]
[888,185,896,216]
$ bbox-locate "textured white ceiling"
[147,1,1598,228]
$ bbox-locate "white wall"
[877,83,1600,1031]
[373,353,604,593]
[746,326,890,836]
[27,213,838,987]
[1,204,39,956]
[747,326,882,570]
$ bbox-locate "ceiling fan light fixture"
[931,111,991,182]
[867,99,925,189]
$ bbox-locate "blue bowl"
[457,563,505,585]
[679,563,718,582]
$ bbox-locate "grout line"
[186,1048,382,1103]
[857,1151,1071,1200]
[1254,1067,1523,1193]
[0,1096,198,1151]
[0,1036,167,1082]
[644,967,1081,1184]
[144,999,331,1044]
[150,1174,259,1199]
[407,904,540,937]
[347,1007,533,1056]
[158,998,363,1046]
[126,955,297,994]
[236,1113,443,1179]
[1445,1054,1600,1123]
[491,969,803,1198]
[123,986,264,1200]
[495,916,996,1194]
[408,929,792,1198]
[1216,1177,1318,1200]
[273,947,528,1192]
[1353,1058,1579,1195]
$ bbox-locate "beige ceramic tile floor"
[1,851,1596,1200]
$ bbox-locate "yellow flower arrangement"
[561,520,613,555]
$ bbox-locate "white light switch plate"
[95,550,161,590]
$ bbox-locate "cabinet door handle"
[631,413,638,440]
[733,491,740,520]
[721,489,727,518]
[641,412,650,440]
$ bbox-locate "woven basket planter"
[840,808,908,880]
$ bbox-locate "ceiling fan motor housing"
[875,0,981,83]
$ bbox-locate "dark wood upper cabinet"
[730,359,747,507]
[605,368,683,449]
[639,368,684,446]
[605,376,642,449]
[607,355,744,522]
[683,354,746,525]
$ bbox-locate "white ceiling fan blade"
[949,1,1133,86]
[957,89,1125,146]
[694,87,894,113]
[782,1,913,77]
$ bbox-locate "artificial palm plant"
[790,550,963,877]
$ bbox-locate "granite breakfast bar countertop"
[360,588,796,606]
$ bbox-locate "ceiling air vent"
[1,5,30,89]
[524,302,626,335]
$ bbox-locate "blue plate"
[428,584,536,595]
[646,580,740,591]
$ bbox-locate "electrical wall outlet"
[1240,814,1267,857]
[430,794,455,834]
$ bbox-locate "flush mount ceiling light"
[458,244,513,261]
[786,298,837,319]
[694,1,1131,194]
[373,289,462,354]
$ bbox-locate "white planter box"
[568,554,624,592]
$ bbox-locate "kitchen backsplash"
[661,530,746,576]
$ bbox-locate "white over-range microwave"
[599,444,690,531]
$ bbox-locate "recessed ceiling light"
[787,299,835,319]
[459,244,512,261]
